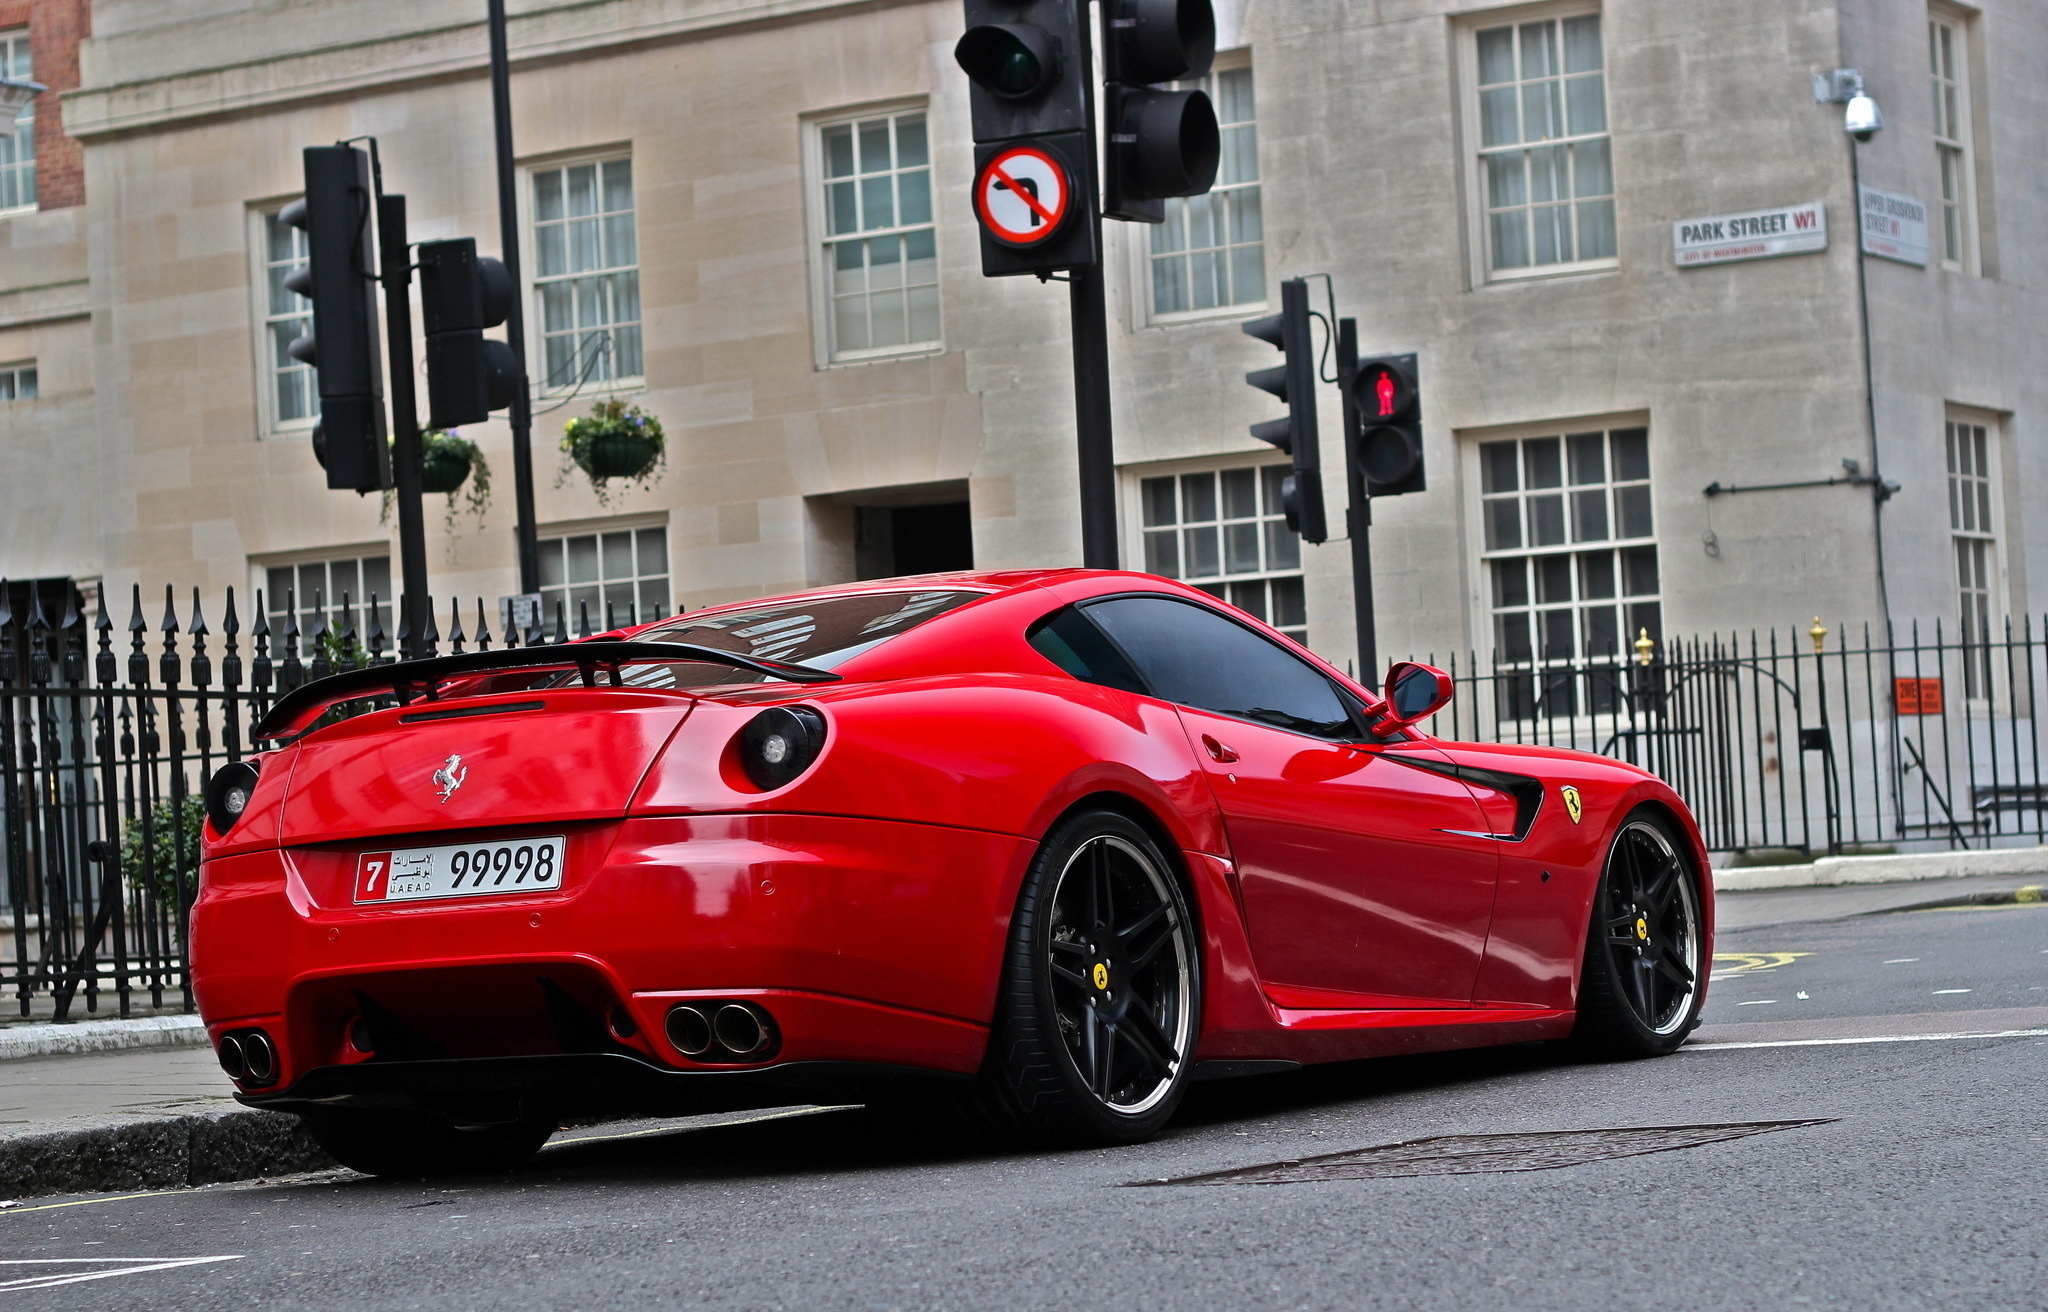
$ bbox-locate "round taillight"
[736,707,827,791]
[205,759,261,836]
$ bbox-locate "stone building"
[0,0,2038,681]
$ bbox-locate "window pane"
[1185,526,1221,577]
[1222,467,1257,519]
[1087,597,1352,738]
[1492,558,1529,607]
[1225,522,1260,574]
[1561,16,1602,74]
[1622,545,1659,596]
[1566,73,1606,136]
[1576,199,1616,260]
[1525,438,1562,487]
[603,157,634,211]
[1476,27,1515,84]
[1144,530,1181,578]
[1480,87,1519,148]
[1611,429,1650,480]
[1485,498,1522,551]
[1264,520,1300,571]
[1480,441,1519,493]
[1522,81,1561,142]
[567,534,599,584]
[1519,22,1555,79]
[897,115,929,167]
[1580,551,1616,599]
[1573,489,1609,542]
[534,169,564,221]
[1181,471,1217,522]
[1571,137,1611,197]
[1531,495,1566,547]
[1615,484,1653,539]
[1490,210,1530,270]
[824,125,855,178]
[1142,476,1177,527]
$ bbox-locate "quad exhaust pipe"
[664,1001,776,1062]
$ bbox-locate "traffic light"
[1242,278,1327,543]
[956,0,1099,275]
[282,144,390,493]
[417,238,520,430]
[1101,0,1220,223]
[1352,353,1424,497]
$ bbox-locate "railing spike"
[474,598,493,652]
[421,596,440,658]
[161,583,179,636]
[447,597,466,654]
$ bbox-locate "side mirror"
[1371,662,1454,736]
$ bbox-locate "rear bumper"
[240,1052,968,1120]
[193,813,1031,1100]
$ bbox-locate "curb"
[1712,845,2048,893]
[0,1108,333,1201]
[0,1015,207,1061]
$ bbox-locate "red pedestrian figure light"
[1375,372,1396,417]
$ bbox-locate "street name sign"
[1673,201,1826,268]
[1858,184,1930,267]
[975,145,1074,247]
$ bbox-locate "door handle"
[1202,735,1239,763]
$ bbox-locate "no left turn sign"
[975,146,1073,247]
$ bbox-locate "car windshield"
[563,588,984,690]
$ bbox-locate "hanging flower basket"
[584,427,661,480]
[382,429,494,534]
[420,443,473,494]
[561,399,666,505]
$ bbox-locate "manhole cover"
[1133,1119,1836,1186]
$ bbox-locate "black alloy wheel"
[1570,810,1704,1056]
[980,809,1199,1144]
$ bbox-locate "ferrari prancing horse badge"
[1560,785,1583,825]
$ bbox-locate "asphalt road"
[7,894,2046,1310]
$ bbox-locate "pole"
[1071,0,1116,570]
[1071,266,1117,569]
[1847,139,1892,633]
[378,193,430,656]
[489,0,541,594]
[1337,318,1377,690]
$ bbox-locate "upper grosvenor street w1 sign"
[974,145,1074,247]
[1858,184,1930,267]
[1673,201,1827,267]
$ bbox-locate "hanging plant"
[381,429,493,534]
[560,399,665,506]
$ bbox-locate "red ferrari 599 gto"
[194,569,1711,1174]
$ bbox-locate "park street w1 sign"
[1673,201,1827,268]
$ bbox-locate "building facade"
[0,0,2038,681]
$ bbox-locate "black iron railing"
[0,581,629,1021]
[1424,618,2048,858]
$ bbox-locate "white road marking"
[1796,992,1810,999]
[1687,1028,2048,1052]
[0,1257,241,1291]
[1737,1000,1778,1006]
[1884,958,1919,964]
[1933,989,1973,995]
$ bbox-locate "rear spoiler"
[253,640,840,742]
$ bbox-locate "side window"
[1085,596,1356,739]
[1027,606,1146,694]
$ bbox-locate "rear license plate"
[354,837,566,904]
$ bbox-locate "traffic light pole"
[1071,1,1116,571]
[1070,264,1117,570]
[488,0,542,596]
[377,192,431,657]
[1337,318,1378,690]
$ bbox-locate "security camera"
[1844,93,1882,140]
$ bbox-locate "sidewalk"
[0,1041,328,1202]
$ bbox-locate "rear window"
[590,588,983,689]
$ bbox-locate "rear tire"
[300,1107,557,1178]
[977,809,1200,1146]
[1570,808,1705,1057]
